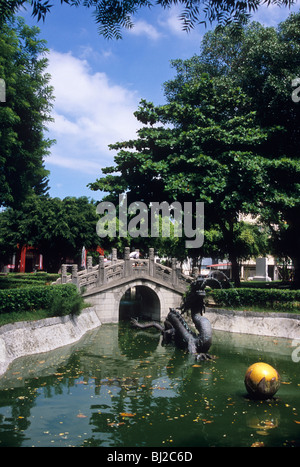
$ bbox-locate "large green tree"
[165,14,300,283]
[89,13,300,285]
[0,16,53,208]
[89,76,271,285]
[0,0,295,38]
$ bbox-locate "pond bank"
[0,308,101,376]
[206,308,300,341]
[0,307,299,376]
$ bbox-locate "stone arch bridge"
[54,248,193,323]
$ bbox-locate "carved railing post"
[72,264,78,286]
[112,248,117,263]
[149,248,154,277]
[87,256,93,272]
[171,258,178,285]
[124,247,131,277]
[192,267,198,277]
[98,255,106,286]
[61,264,67,284]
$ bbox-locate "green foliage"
[0,273,60,289]
[89,59,272,281]
[0,195,100,272]
[167,16,300,281]
[238,281,290,289]
[210,288,300,311]
[47,288,84,317]
[0,284,84,317]
[0,16,54,207]
[89,13,300,286]
[0,1,295,39]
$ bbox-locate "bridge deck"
[53,247,192,295]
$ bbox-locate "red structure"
[16,245,43,273]
[15,245,104,273]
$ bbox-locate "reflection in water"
[0,323,298,447]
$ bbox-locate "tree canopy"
[0,195,100,272]
[89,13,300,285]
[0,16,54,208]
[89,77,272,284]
[168,14,300,282]
[0,0,296,38]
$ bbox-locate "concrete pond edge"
[0,306,299,376]
[0,307,101,376]
[206,307,300,341]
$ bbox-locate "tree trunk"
[229,253,240,288]
[291,256,300,289]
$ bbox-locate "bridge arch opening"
[119,285,160,322]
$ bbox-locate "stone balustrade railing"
[53,247,192,291]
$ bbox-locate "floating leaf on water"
[251,441,265,447]
[263,420,276,428]
[108,422,125,427]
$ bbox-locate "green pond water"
[0,321,299,447]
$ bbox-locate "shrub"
[47,291,84,317]
[208,288,300,311]
[239,281,291,289]
[0,273,60,290]
[0,284,84,317]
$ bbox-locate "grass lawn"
[0,309,51,327]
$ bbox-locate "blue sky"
[20,1,299,202]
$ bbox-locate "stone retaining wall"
[0,308,101,376]
[206,308,300,341]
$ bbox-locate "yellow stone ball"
[244,362,280,399]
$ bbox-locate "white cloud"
[48,152,103,174]
[127,20,162,40]
[251,1,299,26]
[159,7,183,35]
[158,5,203,41]
[78,45,113,62]
[46,50,141,174]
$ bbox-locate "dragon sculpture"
[131,274,227,360]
